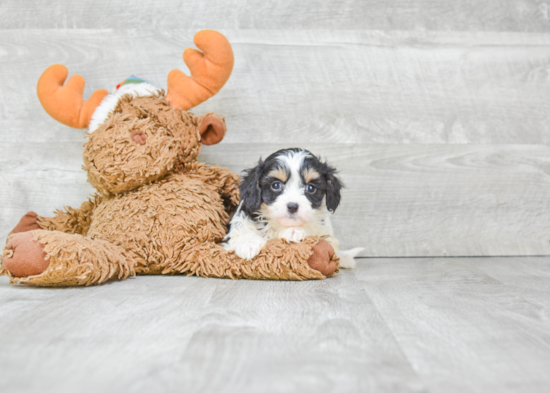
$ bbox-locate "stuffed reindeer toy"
[0,30,338,286]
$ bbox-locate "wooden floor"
[1,256,549,393]
[2,1,550,392]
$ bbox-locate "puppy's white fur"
[224,150,363,267]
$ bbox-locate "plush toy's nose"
[287,203,299,214]
[131,129,147,145]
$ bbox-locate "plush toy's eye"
[271,181,282,191]
[306,184,316,193]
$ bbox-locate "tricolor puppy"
[224,148,363,268]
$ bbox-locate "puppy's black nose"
[287,203,299,214]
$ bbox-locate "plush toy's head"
[36,30,234,195]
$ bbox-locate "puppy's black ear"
[239,159,265,217]
[325,165,344,213]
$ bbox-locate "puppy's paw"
[235,237,267,261]
[280,227,307,243]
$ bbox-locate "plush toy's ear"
[325,166,344,213]
[198,114,226,145]
[239,160,265,216]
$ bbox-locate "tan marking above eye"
[268,166,288,182]
[302,168,320,183]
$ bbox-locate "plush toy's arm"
[37,195,101,235]
[184,163,240,214]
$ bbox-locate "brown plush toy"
[0,30,338,286]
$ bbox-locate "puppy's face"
[239,148,343,226]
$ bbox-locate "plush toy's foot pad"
[3,232,49,277]
[9,211,41,236]
[307,240,338,277]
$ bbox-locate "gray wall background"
[1,1,550,256]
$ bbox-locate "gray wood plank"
[2,142,550,257]
[1,30,550,144]
[203,143,550,257]
[0,271,425,393]
[0,0,549,32]
[3,257,550,393]
[355,256,550,393]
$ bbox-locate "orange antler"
[167,30,234,110]
[36,65,109,128]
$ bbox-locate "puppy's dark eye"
[271,181,282,191]
[306,184,316,193]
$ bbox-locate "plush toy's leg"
[8,211,41,236]
[164,237,338,280]
[1,230,139,287]
[307,240,339,276]
[8,198,100,237]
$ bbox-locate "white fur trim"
[88,82,161,132]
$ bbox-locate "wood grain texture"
[1,30,550,144]
[2,3,550,392]
[0,270,425,393]
[2,257,550,393]
[2,142,550,257]
[355,256,550,393]
[203,143,550,257]
[1,0,550,31]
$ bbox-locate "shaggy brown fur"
[1,93,339,286]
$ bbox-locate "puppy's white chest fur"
[224,203,342,261]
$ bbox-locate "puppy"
[223,148,363,268]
